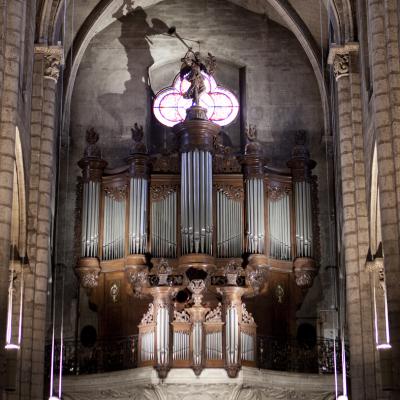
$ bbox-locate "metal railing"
[45,335,138,376]
[257,335,349,374]
[45,334,348,376]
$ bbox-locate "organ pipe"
[205,330,222,360]
[269,193,291,260]
[102,194,126,260]
[129,177,148,254]
[225,304,239,366]
[151,190,177,258]
[286,131,316,260]
[245,178,265,254]
[240,332,255,362]
[156,304,169,367]
[180,150,213,255]
[294,181,313,258]
[81,181,101,258]
[192,321,203,366]
[217,190,243,258]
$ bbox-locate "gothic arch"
[57,0,342,138]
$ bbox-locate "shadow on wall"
[98,1,169,136]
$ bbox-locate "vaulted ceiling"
[35,0,355,136]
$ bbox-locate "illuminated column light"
[374,251,391,350]
[5,262,24,350]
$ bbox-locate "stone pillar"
[367,0,400,396]
[328,44,377,400]
[19,45,62,400]
[0,1,25,398]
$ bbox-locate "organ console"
[74,55,320,378]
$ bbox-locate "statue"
[180,50,217,106]
[130,122,147,154]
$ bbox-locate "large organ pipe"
[192,321,202,366]
[293,181,313,257]
[102,193,126,260]
[180,149,213,254]
[217,189,244,258]
[225,304,239,366]
[269,193,291,260]
[156,303,169,367]
[129,177,148,254]
[78,135,107,261]
[173,106,219,256]
[245,178,265,254]
[287,131,316,260]
[151,190,177,258]
[81,181,101,257]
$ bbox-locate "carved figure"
[180,50,216,106]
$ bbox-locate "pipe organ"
[75,71,319,378]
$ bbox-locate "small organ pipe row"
[140,331,155,362]
[156,305,169,366]
[151,191,177,258]
[225,305,239,366]
[102,195,126,260]
[240,332,255,362]
[294,181,313,258]
[269,194,291,260]
[173,331,190,360]
[246,178,265,254]
[217,190,243,258]
[181,150,213,255]
[129,177,148,254]
[205,331,223,360]
[81,181,100,257]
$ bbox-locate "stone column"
[0,1,25,398]
[328,45,377,400]
[367,0,400,396]
[19,45,62,400]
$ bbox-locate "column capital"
[327,42,359,81]
[34,45,64,82]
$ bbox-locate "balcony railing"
[45,335,348,376]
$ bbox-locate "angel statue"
[180,50,217,106]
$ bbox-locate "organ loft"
[74,50,320,378]
[3,0,400,399]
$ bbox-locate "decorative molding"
[327,42,359,81]
[104,184,128,201]
[110,281,120,303]
[275,284,284,303]
[188,279,206,306]
[150,184,178,201]
[241,303,255,325]
[174,309,191,323]
[34,45,63,82]
[140,303,154,325]
[205,303,222,323]
[152,152,180,173]
[214,184,244,201]
[267,184,290,201]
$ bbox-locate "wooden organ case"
[75,108,320,378]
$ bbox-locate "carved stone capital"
[327,42,359,81]
[34,45,63,82]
